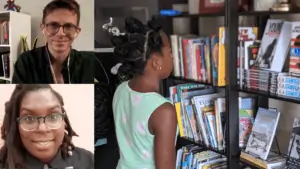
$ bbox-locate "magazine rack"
[244,136,281,159]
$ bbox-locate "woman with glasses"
[0,84,94,169]
[12,0,94,84]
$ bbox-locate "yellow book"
[202,106,214,112]
[202,164,213,169]
[218,27,226,86]
[175,102,184,137]
[217,27,258,86]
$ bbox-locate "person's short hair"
[42,0,80,25]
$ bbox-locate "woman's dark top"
[11,46,95,84]
[0,147,94,169]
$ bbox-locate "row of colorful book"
[170,18,300,100]
[170,24,259,86]
[170,83,300,168]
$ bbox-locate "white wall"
[0,0,94,51]
[0,84,94,153]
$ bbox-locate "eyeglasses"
[17,113,65,131]
[45,22,79,35]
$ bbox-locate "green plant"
[20,36,38,52]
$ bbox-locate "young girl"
[112,17,178,169]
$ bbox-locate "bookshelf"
[0,11,31,82]
[159,0,300,168]
[171,10,300,18]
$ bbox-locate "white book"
[192,93,224,147]
[188,0,199,14]
[268,21,292,72]
[171,35,180,76]
[245,108,280,160]
[255,19,284,69]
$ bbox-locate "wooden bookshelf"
[0,11,31,82]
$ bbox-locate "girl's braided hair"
[110,16,165,79]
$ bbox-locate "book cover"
[210,36,219,86]
[268,21,292,72]
[218,27,258,86]
[289,22,300,75]
[192,93,224,146]
[255,19,284,69]
[286,117,300,168]
[239,97,256,148]
[245,108,280,160]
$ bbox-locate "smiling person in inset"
[12,0,94,84]
[0,84,94,169]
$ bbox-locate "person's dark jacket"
[94,52,122,145]
[12,46,94,84]
[0,147,94,169]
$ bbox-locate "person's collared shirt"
[12,46,95,84]
[0,147,94,169]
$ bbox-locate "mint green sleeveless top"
[112,81,173,169]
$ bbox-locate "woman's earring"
[68,145,73,156]
[159,67,162,70]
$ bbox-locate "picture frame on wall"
[199,0,225,14]
[94,4,150,49]
[94,6,126,49]
[198,0,250,14]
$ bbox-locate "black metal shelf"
[238,88,300,104]
[168,77,300,104]
[171,10,300,18]
[239,159,260,169]
[178,137,225,155]
[171,12,224,17]
[239,10,300,16]
[239,149,289,169]
[167,76,212,85]
[167,76,226,88]
[160,0,294,168]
